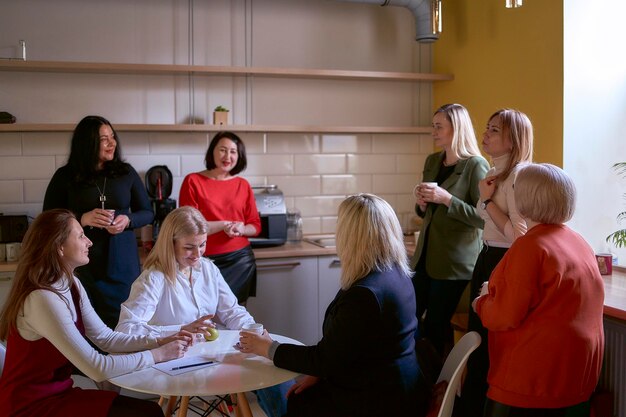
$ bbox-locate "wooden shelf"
[0,60,453,82]
[0,124,431,134]
[0,60,447,135]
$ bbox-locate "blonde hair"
[335,194,412,289]
[514,163,576,224]
[143,206,209,284]
[435,103,482,160]
[489,109,534,182]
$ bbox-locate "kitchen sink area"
[303,234,336,248]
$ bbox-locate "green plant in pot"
[606,162,626,249]
[213,105,229,125]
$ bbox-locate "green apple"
[204,327,219,342]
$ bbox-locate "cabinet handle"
[330,260,342,267]
[0,276,12,282]
[257,261,301,271]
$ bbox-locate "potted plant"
[606,162,626,248]
[213,105,229,125]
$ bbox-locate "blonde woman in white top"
[461,108,534,417]
[116,206,290,417]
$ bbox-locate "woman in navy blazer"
[411,103,489,357]
[239,194,426,417]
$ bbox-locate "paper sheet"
[152,356,219,376]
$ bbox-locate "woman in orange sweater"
[473,163,604,417]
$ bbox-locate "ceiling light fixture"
[432,0,442,34]
[505,0,523,8]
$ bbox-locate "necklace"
[95,177,107,209]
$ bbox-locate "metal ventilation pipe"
[336,0,441,43]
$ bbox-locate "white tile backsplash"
[347,154,395,174]
[267,133,321,154]
[295,154,346,175]
[0,131,432,233]
[0,133,23,156]
[321,134,371,154]
[22,132,70,155]
[397,154,427,176]
[0,156,56,180]
[268,175,321,197]
[321,175,371,195]
[0,181,23,204]
[372,133,425,154]
[247,154,294,176]
[24,180,49,204]
[295,196,346,217]
[149,132,209,154]
[373,174,418,194]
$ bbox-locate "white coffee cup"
[0,243,6,262]
[241,323,264,335]
[6,242,21,262]
[414,182,437,198]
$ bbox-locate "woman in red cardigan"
[473,163,604,417]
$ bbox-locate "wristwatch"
[481,199,493,210]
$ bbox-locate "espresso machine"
[249,185,287,247]
[145,165,176,241]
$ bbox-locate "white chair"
[433,331,481,417]
[0,341,6,377]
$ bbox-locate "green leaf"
[607,229,626,248]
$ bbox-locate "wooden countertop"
[603,266,626,321]
[3,238,624,322]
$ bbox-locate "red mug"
[595,253,613,275]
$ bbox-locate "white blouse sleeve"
[20,284,157,382]
[115,270,181,337]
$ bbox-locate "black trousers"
[413,256,469,357]
[460,244,508,417]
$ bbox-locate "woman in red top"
[179,131,261,304]
[473,164,604,417]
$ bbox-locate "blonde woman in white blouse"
[116,206,290,417]
[116,206,253,337]
[460,108,534,417]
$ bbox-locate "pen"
[171,361,215,371]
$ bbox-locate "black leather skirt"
[207,245,257,303]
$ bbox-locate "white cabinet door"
[317,256,342,341]
[247,257,319,345]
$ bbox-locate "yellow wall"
[433,0,563,165]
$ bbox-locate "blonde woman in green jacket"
[411,103,489,357]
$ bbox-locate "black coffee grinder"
[145,165,176,242]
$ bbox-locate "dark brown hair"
[0,209,77,340]
[204,131,247,175]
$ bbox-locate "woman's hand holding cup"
[239,323,273,358]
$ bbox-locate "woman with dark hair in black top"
[44,115,154,329]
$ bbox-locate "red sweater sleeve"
[475,240,542,331]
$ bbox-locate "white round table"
[110,330,301,397]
